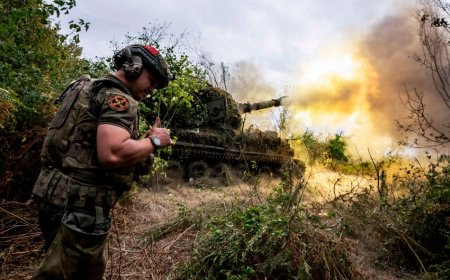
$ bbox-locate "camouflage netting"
[172,129,226,146]
[153,84,241,131]
[200,85,242,130]
[240,128,294,155]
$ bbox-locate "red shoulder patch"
[108,95,129,112]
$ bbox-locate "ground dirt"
[0,168,418,280]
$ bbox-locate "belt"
[63,169,107,185]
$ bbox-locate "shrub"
[172,188,355,279]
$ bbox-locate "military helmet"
[113,44,173,89]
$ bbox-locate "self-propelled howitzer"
[162,85,303,179]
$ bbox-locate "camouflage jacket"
[36,74,140,195]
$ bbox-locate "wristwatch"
[149,136,162,150]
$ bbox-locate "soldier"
[31,44,174,279]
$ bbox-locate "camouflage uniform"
[32,74,141,280]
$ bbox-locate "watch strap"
[148,136,159,150]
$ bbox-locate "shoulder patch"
[108,95,129,112]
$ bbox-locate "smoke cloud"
[286,7,449,157]
[223,3,450,158]
[360,11,450,143]
[228,60,280,130]
[228,60,277,103]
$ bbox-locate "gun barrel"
[238,96,288,113]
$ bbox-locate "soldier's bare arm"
[97,117,173,169]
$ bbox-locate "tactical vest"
[40,74,140,190]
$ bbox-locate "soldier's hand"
[146,117,174,148]
[144,117,161,138]
[153,116,161,128]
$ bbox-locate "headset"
[113,46,144,79]
[113,45,173,88]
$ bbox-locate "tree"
[326,133,348,162]
[0,0,90,200]
[399,0,450,151]
[299,130,327,164]
[196,54,231,90]
[396,4,450,274]
[0,0,90,129]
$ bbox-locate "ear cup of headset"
[113,46,144,78]
[123,55,143,78]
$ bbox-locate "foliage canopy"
[0,0,91,129]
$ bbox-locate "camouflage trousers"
[31,167,118,280]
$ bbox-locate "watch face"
[152,136,161,147]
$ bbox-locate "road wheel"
[187,161,208,179]
[258,165,273,177]
[235,162,248,176]
[165,160,183,179]
[208,162,226,177]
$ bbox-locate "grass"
[1,156,449,279]
[169,179,357,280]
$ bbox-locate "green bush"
[299,130,327,164]
[349,155,450,277]
[326,133,348,162]
[0,0,91,130]
[172,188,354,280]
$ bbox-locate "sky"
[58,0,445,159]
[63,0,410,86]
